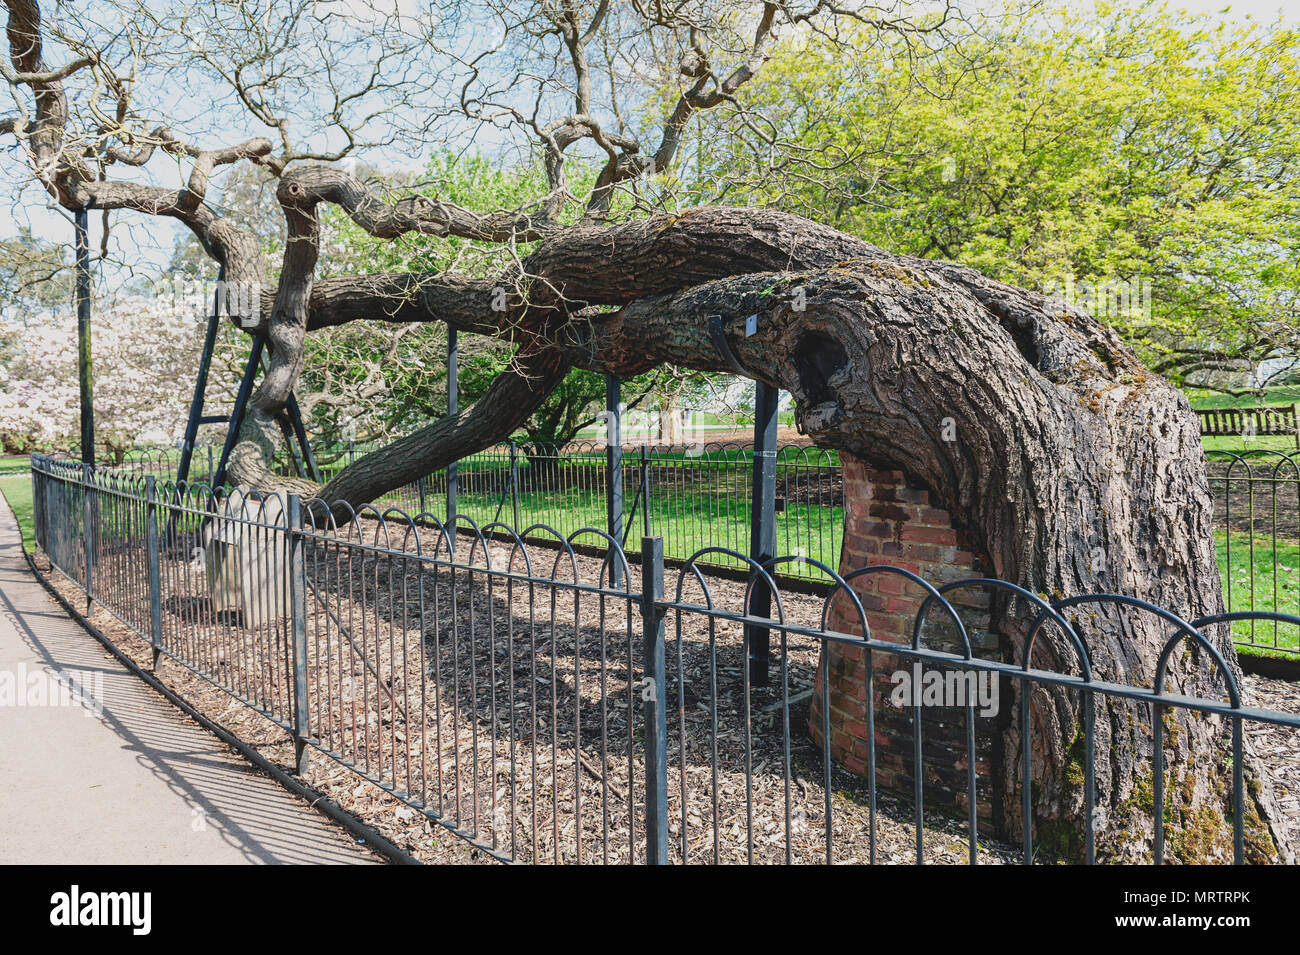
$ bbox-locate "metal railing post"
[288,494,310,775]
[446,329,459,550]
[509,440,521,528]
[416,475,427,515]
[640,444,651,538]
[41,461,50,553]
[606,374,623,586]
[746,381,779,686]
[145,476,163,670]
[81,462,95,610]
[30,456,43,553]
[74,207,95,468]
[640,536,668,864]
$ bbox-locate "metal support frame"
[605,374,623,586]
[212,334,265,489]
[178,273,319,490]
[622,444,651,547]
[145,475,163,670]
[746,381,779,687]
[288,494,310,775]
[260,350,320,484]
[81,462,95,612]
[510,440,521,528]
[74,210,97,606]
[290,393,321,481]
[640,444,651,539]
[490,440,523,527]
[202,336,319,491]
[177,268,225,486]
[446,328,459,549]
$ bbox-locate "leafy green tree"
[0,230,71,314]
[724,0,1300,392]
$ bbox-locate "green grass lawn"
[426,483,844,577]
[1189,384,1300,652]
[1201,434,1299,455]
[1216,529,1300,655]
[0,473,34,549]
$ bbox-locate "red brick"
[861,521,897,540]
[916,507,953,526]
[886,596,925,616]
[843,719,869,738]
[874,573,914,596]
[902,542,959,564]
[901,524,959,546]
[848,533,880,555]
[840,755,867,776]
[864,468,903,485]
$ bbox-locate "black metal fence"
[92,441,1300,660]
[1206,451,1300,656]
[29,453,1300,864]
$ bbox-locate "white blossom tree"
[0,294,230,459]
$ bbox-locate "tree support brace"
[178,285,319,490]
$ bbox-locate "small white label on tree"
[745,314,758,336]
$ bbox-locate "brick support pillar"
[810,452,1002,825]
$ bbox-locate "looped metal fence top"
[56,441,1292,660]
[30,449,1300,686]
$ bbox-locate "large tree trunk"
[263,204,1289,861]
[585,256,1290,861]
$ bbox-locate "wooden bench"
[1196,404,1300,447]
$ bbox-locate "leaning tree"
[2,0,1289,861]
